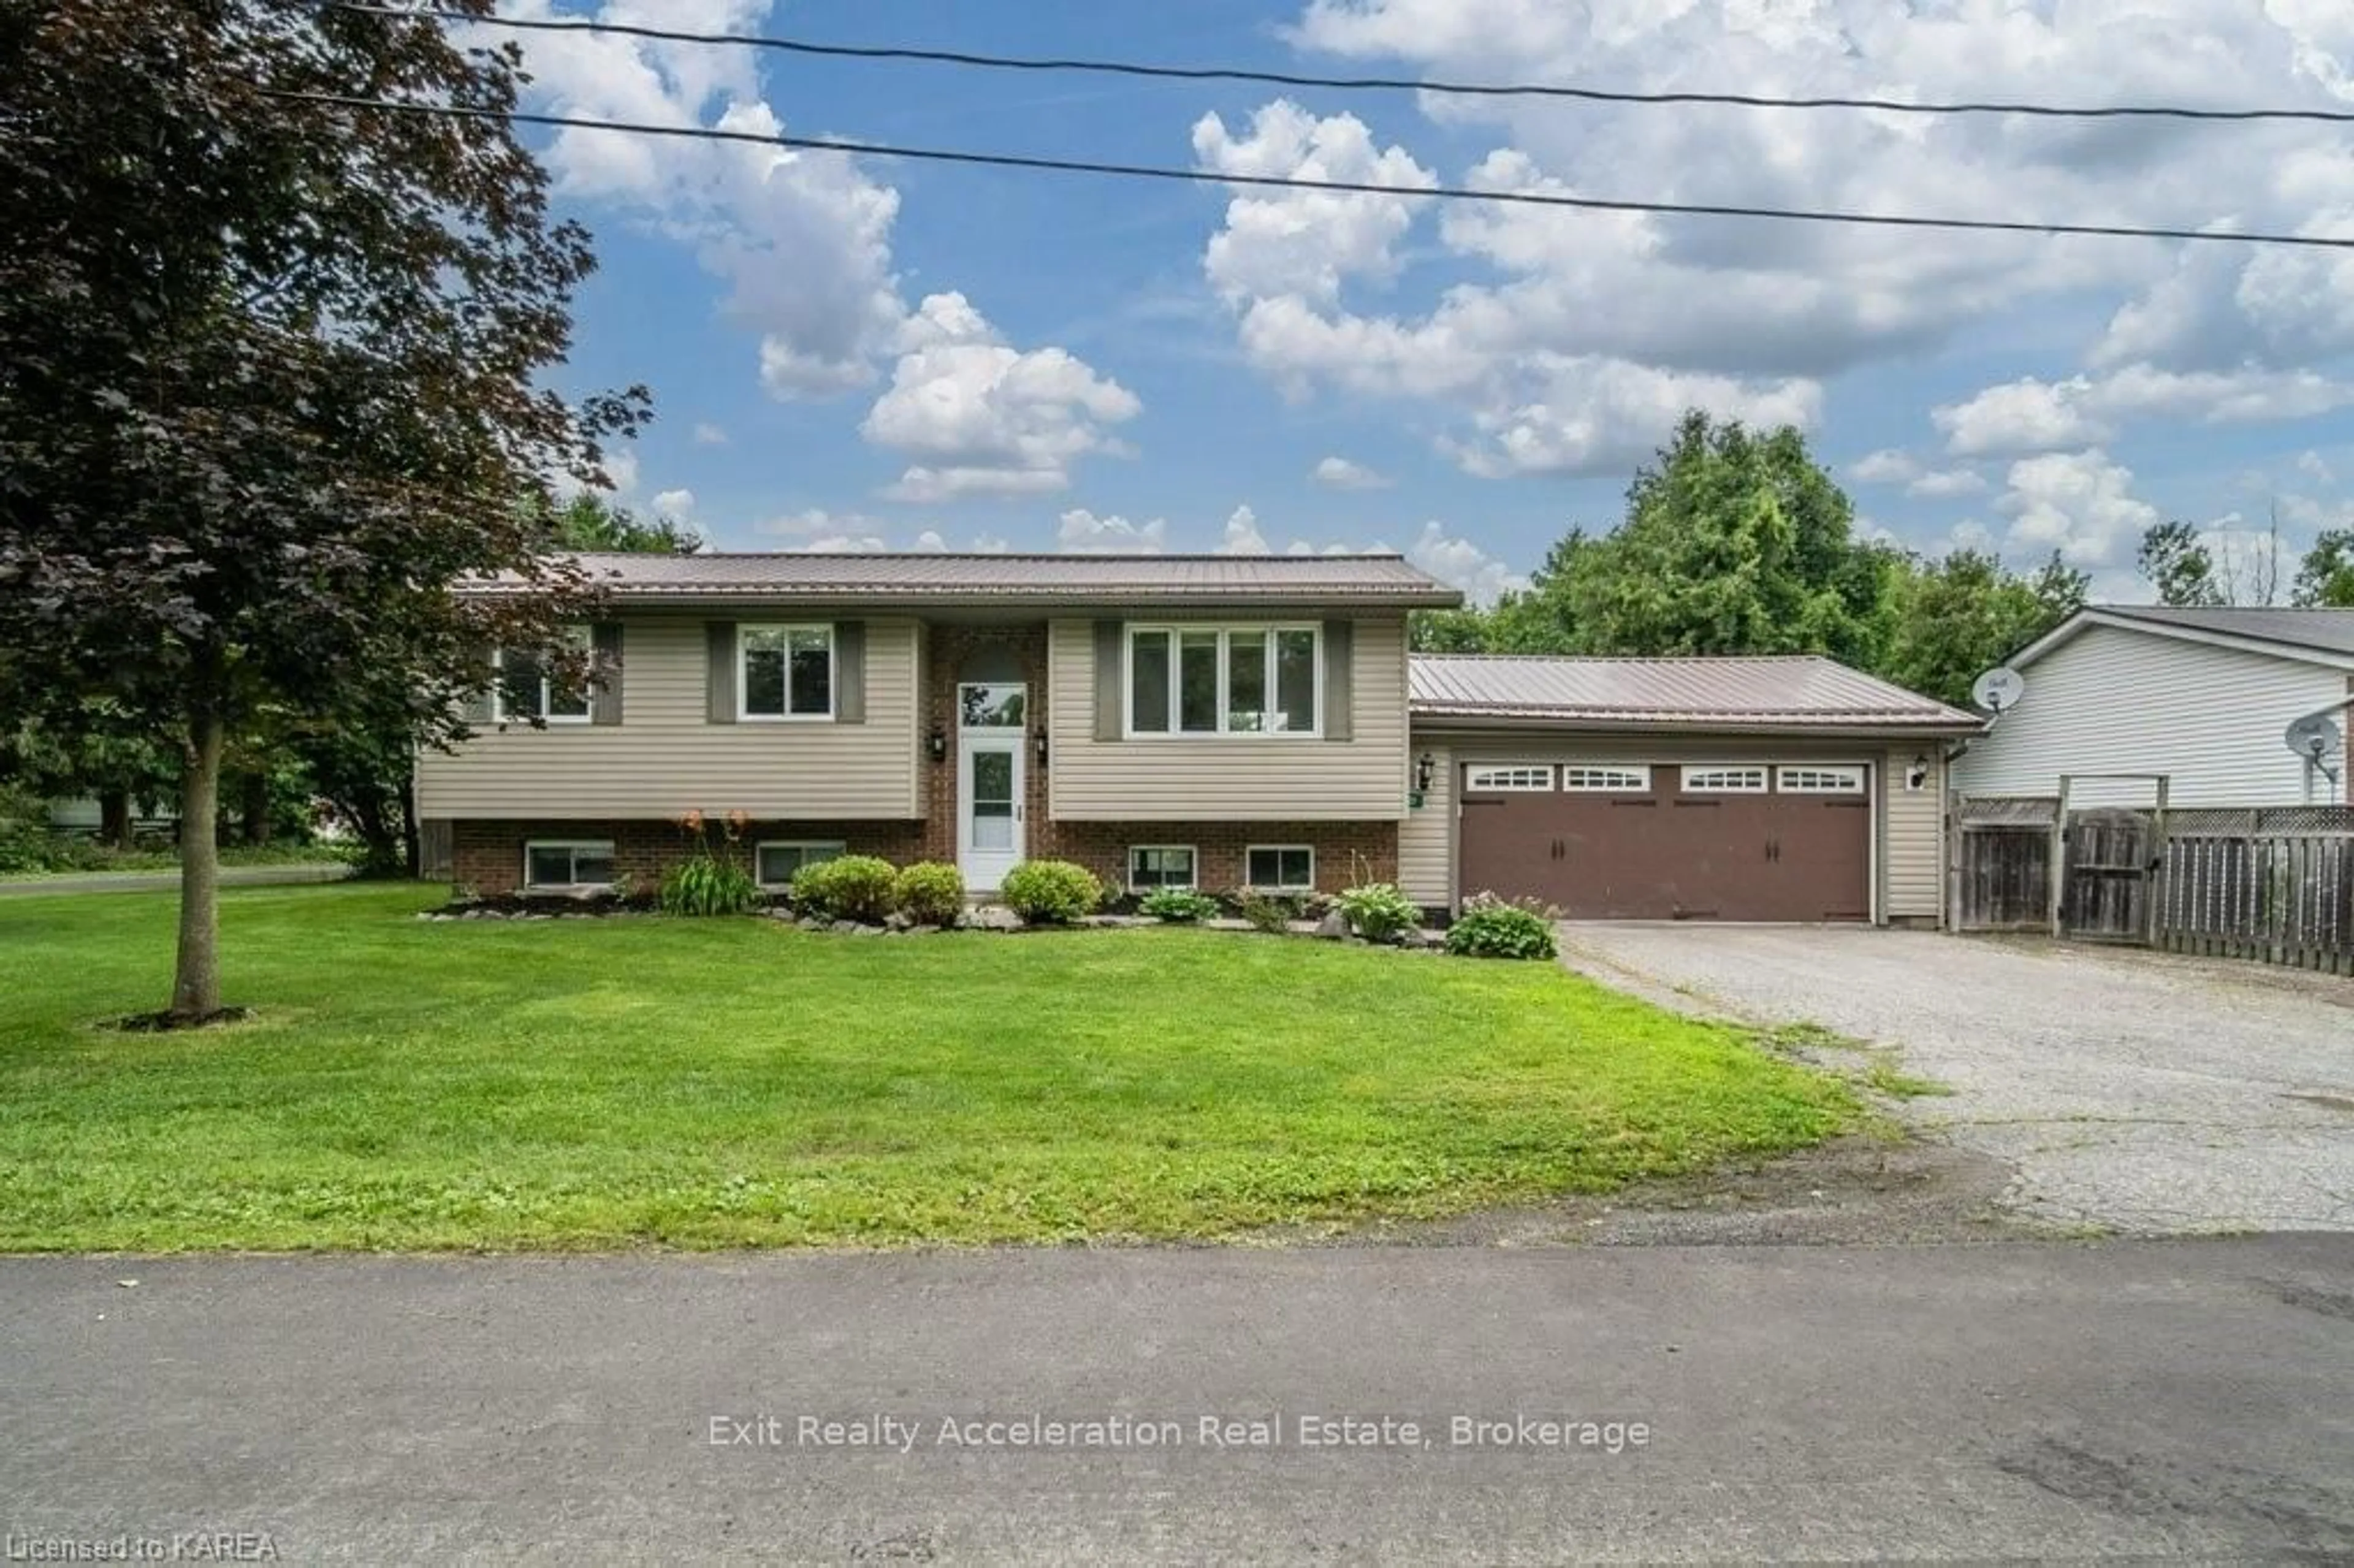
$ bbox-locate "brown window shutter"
[1322,619,1354,742]
[706,622,737,725]
[834,620,866,724]
[590,622,624,726]
[1093,620,1123,742]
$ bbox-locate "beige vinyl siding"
[1406,729,1945,923]
[1046,614,1409,820]
[1398,740,1452,907]
[1881,743,1942,920]
[1952,623,2348,807]
[414,614,923,819]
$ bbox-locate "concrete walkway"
[4,1241,2350,1564]
[0,863,357,897]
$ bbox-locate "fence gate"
[2059,808,2157,942]
[1951,796,2057,932]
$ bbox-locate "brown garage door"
[1458,761,1872,921]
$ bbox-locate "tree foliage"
[544,492,703,555]
[2135,520,2225,607]
[0,1,644,1018]
[2293,528,2354,607]
[1403,412,2084,707]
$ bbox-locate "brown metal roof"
[498,551,1462,607]
[1409,654,1984,731]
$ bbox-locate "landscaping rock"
[1203,918,1255,933]
[1315,910,1349,940]
[797,916,828,932]
[966,905,1023,932]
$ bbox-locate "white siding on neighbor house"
[1398,730,1949,923]
[1952,624,2350,808]
[413,614,924,819]
[1045,614,1412,820]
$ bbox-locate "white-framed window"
[495,626,592,724]
[1777,765,1868,794]
[1244,845,1315,891]
[523,839,615,890]
[755,840,845,889]
[1561,765,1652,793]
[1128,845,1197,890]
[1465,765,1555,792]
[1682,764,1770,793]
[1126,625,1319,737]
[739,624,834,720]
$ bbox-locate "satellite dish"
[2287,714,2342,775]
[1972,667,2027,715]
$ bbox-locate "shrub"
[1139,887,1221,923]
[999,859,1103,924]
[658,852,761,916]
[1333,881,1422,943]
[892,861,966,925]
[791,854,899,923]
[1232,889,1309,933]
[1444,893,1559,961]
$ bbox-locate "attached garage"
[1458,759,1873,921]
[1400,657,1986,926]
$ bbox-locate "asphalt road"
[1559,924,2354,1235]
[6,1240,2352,1564]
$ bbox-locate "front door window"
[970,748,1015,853]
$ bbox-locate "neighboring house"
[417,553,1979,925]
[1952,606,2354,809]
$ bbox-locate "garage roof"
[1408,654,1984,733]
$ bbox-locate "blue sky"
[522,1,2354,601]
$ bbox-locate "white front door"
[958,732,1026,894]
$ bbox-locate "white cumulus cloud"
[863,294,1143,502]
[1311,455,1394,490]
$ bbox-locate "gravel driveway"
[1558,925,2354,1236]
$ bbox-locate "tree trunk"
[241,770,271,847]
[100,790,132,851]
[400,763,421,879]
[172,708,226,1020]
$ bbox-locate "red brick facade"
[448,618,1401,897]
[452,818,926,897]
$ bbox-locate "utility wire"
[327,2,2354,126]
[262,90,2354,251]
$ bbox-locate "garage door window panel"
[1562,766,1650,793]
[1778,766,1867,794]
[1465,765,1553,792]
[1682,765,1769,793]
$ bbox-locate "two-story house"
[418,552,1980,924]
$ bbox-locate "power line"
[328,2,2354,126]
[262,89,2354,251]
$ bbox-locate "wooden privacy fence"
[1953,798,2354,976]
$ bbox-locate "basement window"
[524,840,617,891]
[1245,846,1315,892]
[755,840,845,890]
[1128,845,1197,890]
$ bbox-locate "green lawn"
[0,884,1856,1250]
